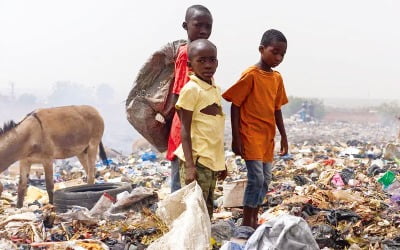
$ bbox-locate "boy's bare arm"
[178,108,197,184]
[275,110,288,156]
[158,94,179,123]
[231,104,243,156]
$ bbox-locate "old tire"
[54,182,132,213]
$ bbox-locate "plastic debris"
[1,120,400,249]
[378,171,396,188]
[245,215,319,250]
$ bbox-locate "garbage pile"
[216,121,400,249]
[285,119,397,145]
[257,153,400,249]
[0,120,400,249]
[0,149,171,249]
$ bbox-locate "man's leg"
[196,162,216,219]
[258,162,272,206]
[243,160,264,228]
[170,157,181,193]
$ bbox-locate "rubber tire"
[54,182,132,213]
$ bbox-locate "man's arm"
[178,108,196,184]
[275,110,288,156]
[231,104,243,156]
[156,93,179,124]
[165,93,179,114]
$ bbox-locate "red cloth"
[172,44,189,95]
[166,44,189,160]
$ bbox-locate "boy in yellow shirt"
[174,39,226,218]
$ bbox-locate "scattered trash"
[311,224,349,249]
[331,173,345,187]
[378,171,396,188]
[244,215,319,250]
[89,192,116,217]
[109,186,158,213]
[211,220,235,246]
[223,179,247,208]
[141,151,157,162]
[326,209,360,226]
[294,175,309,186]
[53,182,132,212]
[1,120,400,249]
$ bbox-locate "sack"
[223,179,247,208]
[126,40,186,152]
[148,181,211,250]
[244,215,319,250]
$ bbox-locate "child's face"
[189,46,218,84]
[184,12,213,41]
[259,41,287,68]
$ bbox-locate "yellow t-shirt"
[174,74,225,171]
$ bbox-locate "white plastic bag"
[89,193,115,217]
[148,181,211,250]
[245,215,319,250]
[223,179,247,208]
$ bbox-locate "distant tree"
[282,96,325,120]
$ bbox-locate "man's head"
[183,5,213,42]
[259,29,287,68]
[188,39,218,84]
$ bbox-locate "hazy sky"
[1,0,399,101]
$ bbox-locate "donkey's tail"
[99,141,109,166]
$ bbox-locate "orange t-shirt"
[222,66,288,162]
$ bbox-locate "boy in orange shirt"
[222,29,289,228]
[166,5,213,193]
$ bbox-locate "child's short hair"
[185,5,212,22]
[260,29,287,46]
[188,39,217,60]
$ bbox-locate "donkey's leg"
[17,160,31,208]
[43,160,54,204]
[86,144,97,185]
[77,151,91,184]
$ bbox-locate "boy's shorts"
[243,160,272,208]
[179,160,217,218]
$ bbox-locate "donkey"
[0,105,107,208]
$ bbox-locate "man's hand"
[155,113,166,124]
[217,169,227,181]
[279,136,288,156]
[185,163,197,185]
[232,137,243,157]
